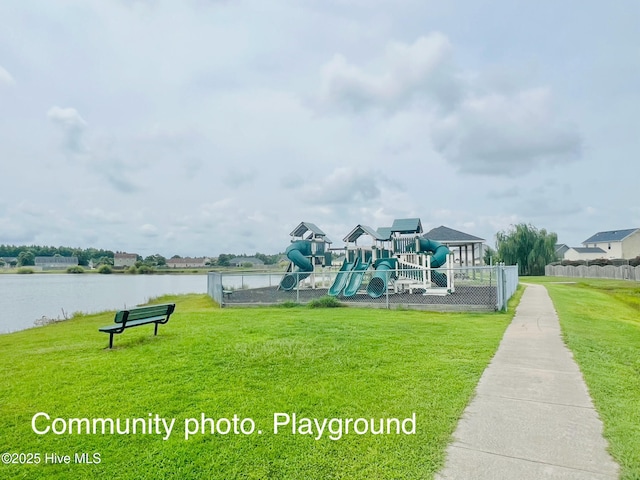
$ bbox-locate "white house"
[114,252,138,267]
[166,257,211,268]
[581,228,640,260]
[563,247,607,261]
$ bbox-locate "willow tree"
[496,224,558,276]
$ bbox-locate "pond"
[0,274,207,334]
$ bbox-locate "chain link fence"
[208,265,518,312]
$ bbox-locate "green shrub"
[137,265,155,274]
[66,266,85,274]
[16,267,34,274]
[126,265,138,274]
[97,264,112,274]
[277,301,301,308]
[307,296,344,308]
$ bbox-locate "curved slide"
[417,238,450,287]
[328,259,355,296]
[279,241,314,291]
[342,259,371,297]
[367,258,397,298]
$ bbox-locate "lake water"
[0,274,207,334]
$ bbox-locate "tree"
[495,224,558,276]
[217,254,232,267]
[483,246,497,265]
[17,250,35,266]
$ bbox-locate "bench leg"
[154,323,159,336]
[109,333,114,349]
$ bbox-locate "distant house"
[35,256,79,269]
[114,252,138,268]
[0,256,17,268]
[423,226,486,266]
[555,244,570,259]
[166,257,210,269]
[563,247,607,261]
[228,257,265,268]
[581,228,640,260]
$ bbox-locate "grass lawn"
[528,277,640,480]
[0,292,522,479]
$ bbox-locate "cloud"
[140,223,159,237]
[47,106,87,154]
[319,33,459,112]
[301,167,382,205]
[430,88,581,176]
[317,34,582,177]
[0,65,15,86]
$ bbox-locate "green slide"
[279,241,314,291]
[328,259,355,296]
[342,259,371,297]
[417,238,450,287]
[367,258,397,298]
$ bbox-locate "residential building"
[563,247,607,261]
[581,228,640,260]
[34,256,79,269]
[166,257,210,268]
[228,257,265,268]
[114,252,138,268]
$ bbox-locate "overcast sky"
[1,1,638,258]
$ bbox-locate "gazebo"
[423,226,486,266]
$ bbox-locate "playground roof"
[424,225,485,243]
[343,225,386,243]
[582,228,639,244]
[376,227,392,240]
[290,222,328,239]
[390,218,423,234]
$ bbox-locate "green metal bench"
[99,303,176,348]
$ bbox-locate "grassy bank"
[0,291,522,479]
[529,277,640,479]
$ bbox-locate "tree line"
[0,245,284,269]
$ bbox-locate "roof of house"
[583,228,639,244]
[423,225,485,243]
[166,257,210,265]
[115,252,138,258]
[571,247,607,254]
[34,256,78,264]
[390,218,423,234]
[343,224,386,243]
[555,244,570,253]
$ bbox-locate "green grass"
[528,277,640,479]
[0,292,522,479]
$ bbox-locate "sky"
[1,1,639,258]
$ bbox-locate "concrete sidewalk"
[436,283,620,480]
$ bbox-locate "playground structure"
[279,219,455,297]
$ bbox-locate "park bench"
[98,303,176,348]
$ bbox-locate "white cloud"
[431,88,581,176]
[318,34,582,177]
[140,223,159,237]
[47,106,87,154]
[0,65,15,86]
[319,33,459,112]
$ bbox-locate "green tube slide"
[367,258,397,298]
[417,238,450,287]
[328,259,355,296]
[279,241,314,291]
